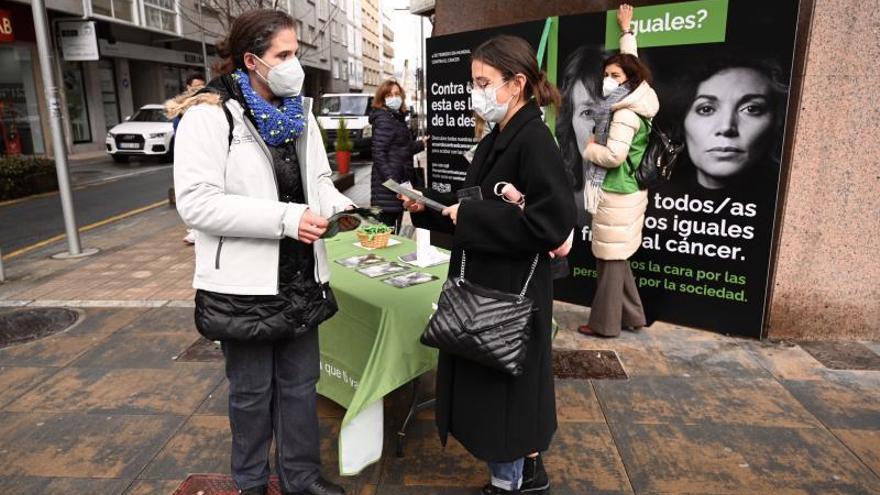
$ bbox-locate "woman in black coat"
[404,35,576,495]
[369,79,425,231]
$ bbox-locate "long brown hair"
[372,79,406,113]
[602,53,653,91]
[214,9,296,75]
[471,35,561,108]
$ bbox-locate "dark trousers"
[589,259,647,337]
[222,328,321,492]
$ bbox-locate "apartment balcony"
[382,25,394,42]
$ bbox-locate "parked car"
[105,104,174,163]
[317,93,372,156]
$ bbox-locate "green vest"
[601,117,648,194]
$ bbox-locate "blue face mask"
[385,96,402,111]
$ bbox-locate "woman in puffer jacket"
[579,4,658,338]
[368,79,426,231]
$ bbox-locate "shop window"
[62,62,92,144]
[0,45,45,155]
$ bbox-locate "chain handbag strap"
[459,250,541,299]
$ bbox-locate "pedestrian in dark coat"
[403,35,576,495]
[369,79,426,230]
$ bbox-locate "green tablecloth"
[317,231,445,474]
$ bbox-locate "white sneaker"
[183,229,196,244]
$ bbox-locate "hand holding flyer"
[383,180,448,212]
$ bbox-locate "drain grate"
[553,349,628,380]
[0,308,79,349]
[797,341,880,371]
[176,337,224,362]
[173,474,282,495]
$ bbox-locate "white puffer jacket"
[172,95,352,295]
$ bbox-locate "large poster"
[425,0,801,338]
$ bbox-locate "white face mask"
[471,80,513,123]
[385,96,402,110]
[254,54,305,98]
[602,76,622,97]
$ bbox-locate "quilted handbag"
[420,251,540,376]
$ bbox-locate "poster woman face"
[683,67,775,189]
[570,80,599,152]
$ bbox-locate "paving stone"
[608,423,880,494]
[0,307,146,367]
[0,475,130,494]
[380,419,485,489]
[594,376,822,428]
[832,429,880,480]
[0,366,60,409]
[745,341,829,380]
[784,374,880,429]
[141,415,231,480]
[0,412,182,479]
[195,380,229,416]
[114,307,197,335]
[544,422,634,494]
[8,366,223,415]
[124,478,182,494]
[70,329,209,369]
[555,378,605,423]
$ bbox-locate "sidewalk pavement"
[1,206,879,494]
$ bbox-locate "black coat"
[369,107,423,213]
[413,102,576,461]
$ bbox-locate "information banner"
[425,0,801,337]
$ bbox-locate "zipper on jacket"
[214,236,224,269]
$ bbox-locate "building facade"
[360,0,380,94]
[0,0,357,158]
[345,0,363,92]
[379,9,393,81]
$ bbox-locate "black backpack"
[627,116,685,189]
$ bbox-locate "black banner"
[425,0,801,338]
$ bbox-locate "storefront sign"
[99,39,204,67]
[425,0,802,338]
[58,20,99,61]
[0,10,14,43]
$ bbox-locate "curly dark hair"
[213,10,296,75]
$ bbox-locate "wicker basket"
[357,231,392,249]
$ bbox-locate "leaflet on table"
[382,180,447,212]
[382,272,439,288]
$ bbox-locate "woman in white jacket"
[168,9,350,495]
[578,4,659,339]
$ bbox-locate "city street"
[0,156,372,259]
[0,159,174,256]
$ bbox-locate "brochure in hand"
[382,180,447,212]
[321,207,384,239]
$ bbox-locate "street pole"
[31,0,97,259]
[197,0,210,80]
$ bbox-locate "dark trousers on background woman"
[588,260,646,337]
[222,328,322,493]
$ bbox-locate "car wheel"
[112,154,129,163]
[160,140,174,164]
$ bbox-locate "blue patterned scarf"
[232,69,306,147]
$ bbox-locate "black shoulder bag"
[627,116,685,189]
[420,251,540,376]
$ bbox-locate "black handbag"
[627,116,685,189]
[420,251,540,376]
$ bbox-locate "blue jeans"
[222,328,321,492]
[489,458,524,491]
